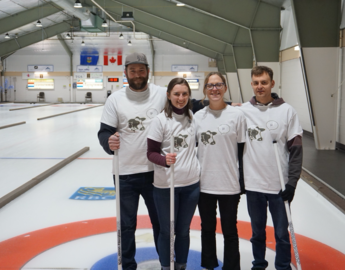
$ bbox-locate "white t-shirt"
[194,105,246,194]
[101,83,166,175]
[147,111,200,189]
[239,102,303,194]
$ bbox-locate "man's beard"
[127,75,149,91]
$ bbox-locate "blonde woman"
[194,72,246,270]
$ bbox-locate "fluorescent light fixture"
[81,40,85,46]
[294,46,300,51]
[176,2,185,6]
[74,0,82,8]
[102,19,108,27]
[36,20,42,27]
[66,33,71,39]
[128,40,132,46]
[5,33,10,39]
[119,33,124,39]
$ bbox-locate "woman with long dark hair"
[194,72,246,270]
[147,77,200,270]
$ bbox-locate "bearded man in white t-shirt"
[239,66,303,270]
[98,53,166,270]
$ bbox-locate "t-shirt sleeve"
[287,111,303,141]
[100,97,118,128]
[237,112,247,143]
[147,116,164,143]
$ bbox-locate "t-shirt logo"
[128,117,146,132]
[248,126,265,141]
[201,130,217,145]
[174,134,188,151]
[147,108,159,119]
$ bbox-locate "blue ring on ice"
[91,247,223,269]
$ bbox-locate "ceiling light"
[66,33,71,39]
[36,20,42,27]
[119,33,124,39]
[176,2,185,6]
[81,40,85,46]
[74,0,82,8]
[102,19,108,27]
[294,46,300,51]
[5,33,10,39]
[128,40,132,46]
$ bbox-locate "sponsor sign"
[70,187,116,200]
[90,73,103,79]
[27,65,54,72]
[186,79,200,90]
[76,65,103,72]
[74,73,86,80]
[171,65,198,72]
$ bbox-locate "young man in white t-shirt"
[239,66,303,270]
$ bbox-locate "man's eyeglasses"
[205,83,225,90]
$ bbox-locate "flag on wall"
[109,56,116,64]
[104,55,108,66]
[80,50,99,65]
[117,54,122,65]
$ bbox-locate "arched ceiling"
[0,0,288,73]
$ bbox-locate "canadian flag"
[104,55,108,66]
[109,56,116,64]
[117,54,122,65]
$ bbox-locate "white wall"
[281,58,312,132]
[3,53,217,103]
[280,7,298,50]
[339,47,345,145]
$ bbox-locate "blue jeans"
[153,182,200,268]
[198,192,241,270]
[114,171,160,270]
[246,191,291,270]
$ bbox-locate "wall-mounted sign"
[172,65,198,72]
[27,65,54,72]
[90,73,103,79]
[74,73,86,80]
[108,77,119,82]
[76,65,103,72]
[186,79,200,90]
[27,79,54,89]
[77,79,103,89]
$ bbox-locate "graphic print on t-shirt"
[174,134,189,151]
[218,124,230,134]
[147,108,159,119]
[266,120,279,130]
[201,130,217,145]
[128,117,146,132]
[248,125,265,141]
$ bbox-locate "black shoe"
[252,268,266,270]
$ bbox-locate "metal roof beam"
[0,20,80,58]
[88,0,242,45]
[0,2,62,35]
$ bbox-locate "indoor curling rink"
[0,103,345,270]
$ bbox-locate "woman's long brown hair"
[164,77,192,119]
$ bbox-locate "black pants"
[198,192,241,270]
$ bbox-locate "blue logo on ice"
[70,187,116,200]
